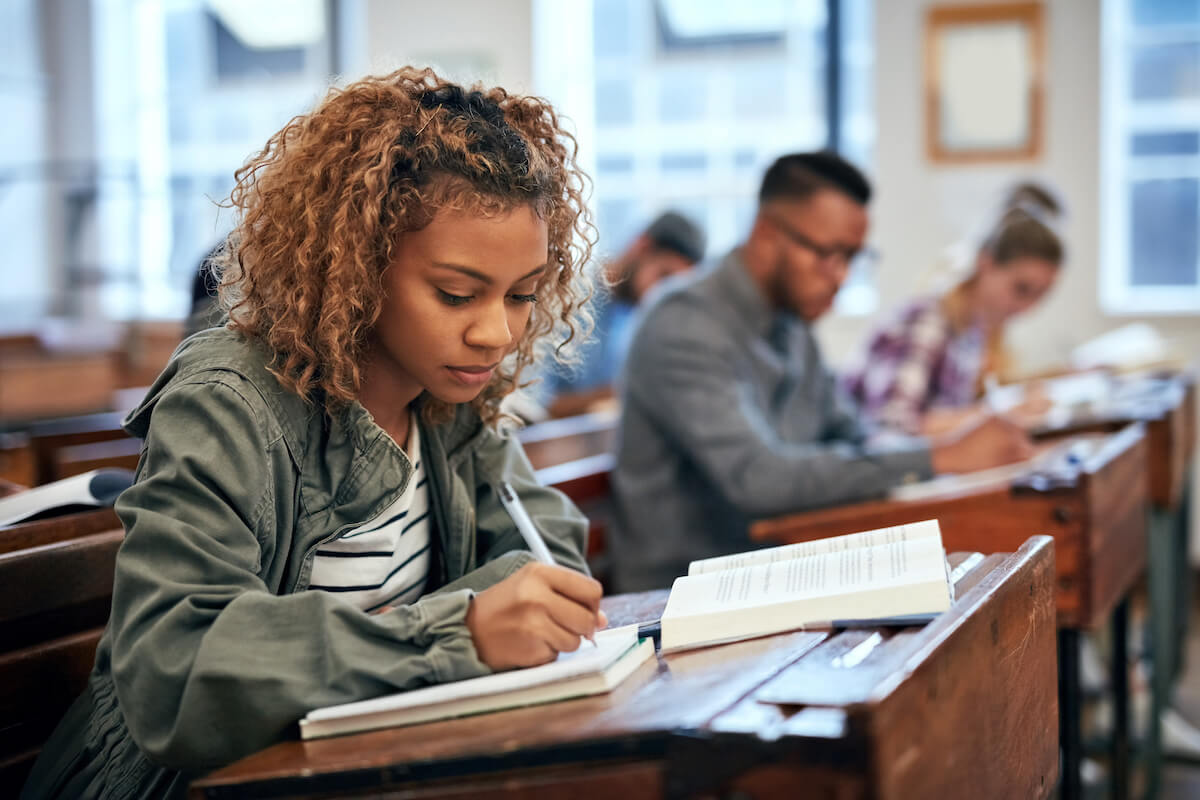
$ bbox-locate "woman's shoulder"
[123,328,311,444]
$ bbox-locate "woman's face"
[370,204,549,406]
[974,254,1060,328]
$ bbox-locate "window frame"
[1100,0,1200,315]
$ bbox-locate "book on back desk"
[0,468,133,527]
[299,624,654,740]
[659,520,954,653]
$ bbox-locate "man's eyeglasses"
[768,214,879,271]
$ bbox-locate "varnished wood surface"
[519,410,617,472]
[0,529,121,795]
[24,411,132,486]
[191,541,1057,800]
[0,529,122,647]
[0,432,35,488]
[752,426,1146,630]
[0,508,122,555]
[0,627,104,796]
[0,351,119,423]
[51,437,142,481]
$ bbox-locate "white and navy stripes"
[309,417,431,613]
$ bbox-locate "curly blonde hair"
[217,67,595,425]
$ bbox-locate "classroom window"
[1102,0,1200,313]
[22,0,339,323]
[573,0,876,315]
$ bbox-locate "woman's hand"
[466,563,606,670]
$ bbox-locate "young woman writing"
[23,67,601,799]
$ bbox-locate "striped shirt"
[309,416,431,612]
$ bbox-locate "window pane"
[1132,0,1200,27]
[1129,178,1199,286]
[732,61,785,119]
[580,0,871,283]
[1131,131,1200,155]
[595,0,633,58]
[212,13,306,81]
[597,154,635,175]
[734,149,758,169]
[660,152,707,173]
[597,197,641,252]
[596,78,634,125]
[658,69,707,122]
[1131,42,1200,101]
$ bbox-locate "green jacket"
[22,328,589,800]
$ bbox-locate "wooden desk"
[518,409,617,472]
[192,538,1057,800]
[22,411,131,485]
[0,527,123,793]
[1029,371,1194,510]
[0,351,119,423]
[519,412,619,584]
[750,425,1147,800]
[0,508,121,554]
[0,432,35,488]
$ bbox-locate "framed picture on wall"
[925,2,1045,163]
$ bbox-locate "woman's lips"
[446,364,497,386]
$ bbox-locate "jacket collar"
[125,328,490,490]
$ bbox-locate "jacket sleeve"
[470,426,590,575]
[109,378,490,771]
[624,298,933,517]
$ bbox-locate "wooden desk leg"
[1147,506,1174,798]
[1172,475,1192,682]
[1059,628,1082,800]
[1112,596,1130,800]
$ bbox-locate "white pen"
[494,481,557,564]
[493,481,598,647]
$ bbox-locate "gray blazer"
[609,248,933,592]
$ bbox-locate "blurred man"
[538,211,705,418]
[609,152,1034,592]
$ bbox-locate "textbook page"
[661,534,951,652]
[687,520,942,576]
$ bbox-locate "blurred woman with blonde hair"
[843,182,1065,435]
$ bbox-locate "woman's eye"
[509,292,539,305]
[437,289,472,306]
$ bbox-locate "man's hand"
[930,413,1035,474]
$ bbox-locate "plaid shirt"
[842,296,985,435]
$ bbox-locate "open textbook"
[300,624,654,739]
[660,520,953,653]
[0,468,134,527]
